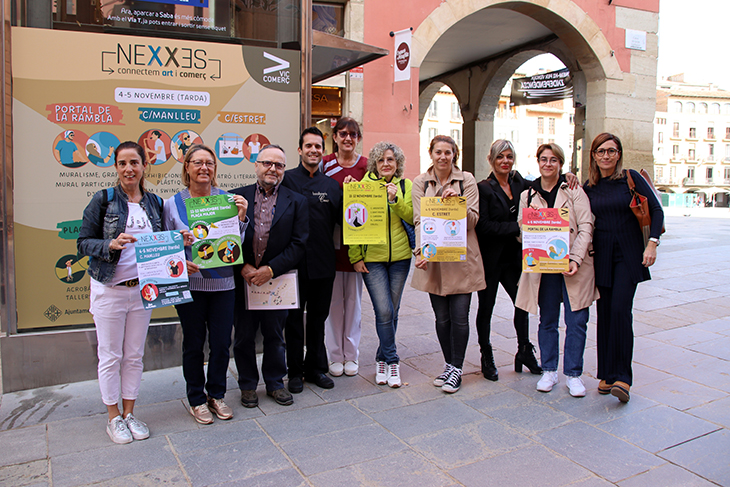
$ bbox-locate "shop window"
[313,3,345,37]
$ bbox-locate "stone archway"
[412,0,657,178]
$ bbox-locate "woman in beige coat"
[412,135,486,393]
[515,143,598,397]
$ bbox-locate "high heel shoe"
[481,346,498,381]
[514,343,542,375]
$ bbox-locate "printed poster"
[134,231,193,309]
[185,194,243,268]
[12,27,299,329]
[343,181,387,245]
[419,196,467,262]
[521,207,570,273]
[245,270,299,310]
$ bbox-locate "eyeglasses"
[538,157,560,166]
[258,160,286,171]
[337,130,359,139]
[593,148,620,157]
[189,160,216,167]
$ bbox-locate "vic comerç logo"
[262,52,290,84]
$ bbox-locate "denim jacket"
[77,186,163,284]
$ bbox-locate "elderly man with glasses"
[231,144,309,407]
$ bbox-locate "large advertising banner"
[12,27,300,330]
[510,68,573,107]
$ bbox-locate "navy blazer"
[583,170,664,287]
[229,183,309,280]
[475,171,530,275]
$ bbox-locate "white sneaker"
[387,363,402,388]
[329,362,344,377]
[344,360,359,376]
[107,415,133,444]
[375,361,388,385]
[536,371,559,392]
[124,413,149,440]
[566,376,586,397]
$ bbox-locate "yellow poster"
[521,207,570,273]
[12,27,300,330]
[419,196,467,262]
[342,181,388,245]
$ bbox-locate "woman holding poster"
[411,135,485,393]
[583,133,663,403]
[163,144,249,424]
[348,141,413,388]
[515,143,598,397]
[78,141,163,444]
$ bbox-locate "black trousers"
[596,253,637,386]
[476,261,529,350]
[233,307,288,392]
[285,275,335,378]
[176,290,235,407]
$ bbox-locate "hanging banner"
[12,27,300,330]
[521,207,570,273]
[419,196,467,262]
[343,181,388,245]
[393,28,412,82]
[185,194,243,268]
[135,231,192,310]
[510,68,573,106]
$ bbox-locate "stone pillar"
[463,119,495,181]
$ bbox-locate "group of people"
[78,123,663,445]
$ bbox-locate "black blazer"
[583,170,664,287]
[475,171,530,274]
[229,184,309,279]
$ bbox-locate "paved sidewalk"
[1,214,729,486]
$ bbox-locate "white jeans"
[325,271,363,362]
[90,279,152,406]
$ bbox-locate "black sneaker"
[441,367,462,393]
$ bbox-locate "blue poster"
[134,231,193,309]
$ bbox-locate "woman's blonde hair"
[488,139,516,168]
[587,132,623,186]
[536,143,565,167]
[182,144,218,188]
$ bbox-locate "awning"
[312,30,388,83]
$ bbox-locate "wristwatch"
[648,237,660,246]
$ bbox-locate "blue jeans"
[537,274,589,377]
[429,293,472,369]
[361,259,411,364]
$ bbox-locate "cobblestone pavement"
[1,213,729,486]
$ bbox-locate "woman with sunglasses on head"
[583,133,663,403]
[321,117,368,378]
[163,144,249,424]
[515,143,597,397]
[78,141,163,444]
[412,135,485,393]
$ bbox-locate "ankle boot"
[514,343,542,375]
[481,346,498,381]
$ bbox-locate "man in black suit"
[281,127,342,392]
[231,144,309,408]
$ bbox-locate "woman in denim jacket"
[78,141,167,444]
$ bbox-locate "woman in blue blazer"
[583,133,664,403]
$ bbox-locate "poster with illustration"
[12,27,299,329]
[521,207,570,273]
[419,196,467,262]
[134,230,192,310]
[342,181,387,245]
[185,194,242,268]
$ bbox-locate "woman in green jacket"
[347,141,413,388]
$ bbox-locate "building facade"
[654,75,730,206]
